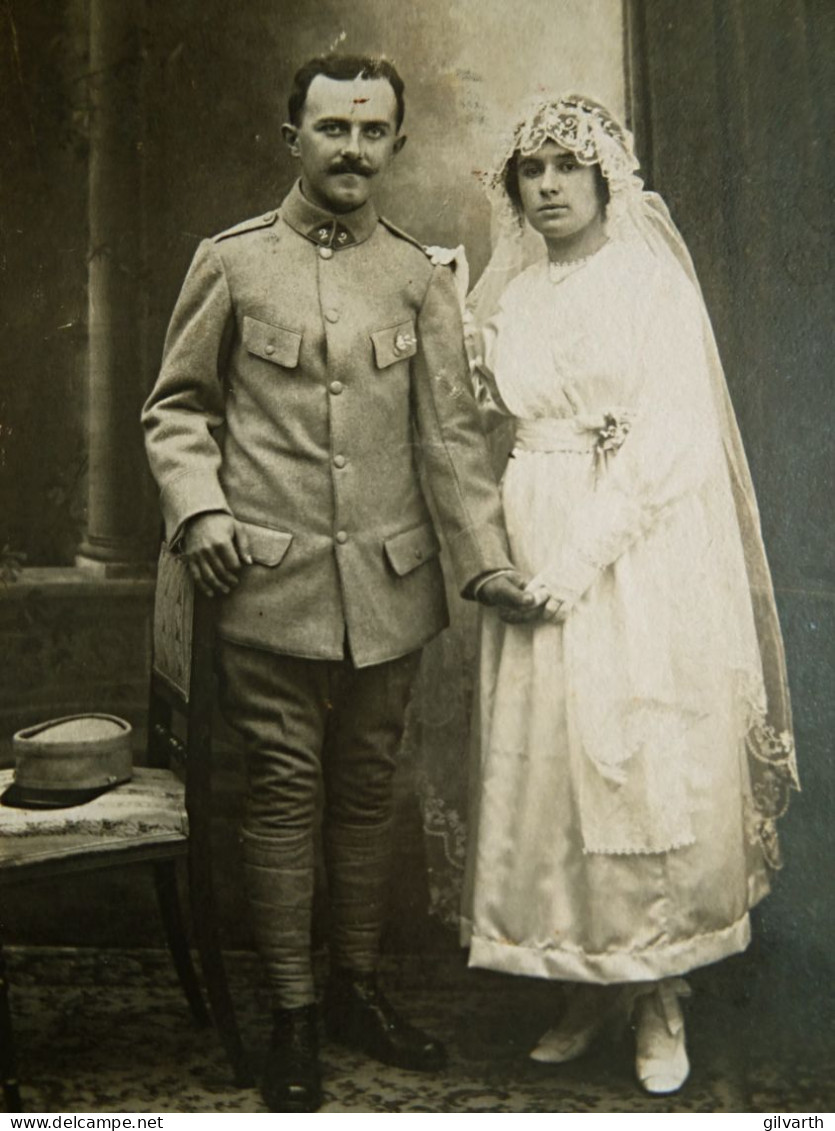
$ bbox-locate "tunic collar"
[281,180,378,250]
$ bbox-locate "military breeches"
[216,639,421,1009]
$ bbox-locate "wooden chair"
[0,546,250,1111]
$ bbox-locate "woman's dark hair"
[288,55,406,130]
[502,150,610,220]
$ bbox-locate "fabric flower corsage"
[594,410,633,472]
[597,410,632,453]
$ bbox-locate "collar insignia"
[306,220,356,250]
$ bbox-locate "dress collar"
[281,180,378,250]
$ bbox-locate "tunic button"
[264,344,275,355]
[335,530,348,544]
[329,381,344,395]
[319,246,334,259]
[325,308,340,323]
[415,549,423,559]
[333,455,347,468]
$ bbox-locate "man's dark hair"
[288,55,406,130]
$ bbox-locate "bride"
[460,94,798,1094]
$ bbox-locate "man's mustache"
[328,158,374,177]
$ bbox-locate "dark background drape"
[624,0,834,1050]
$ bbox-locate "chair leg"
[154,860,210,1027]
[147,686,174,770]
[0,940,22,1113]
[189,845,252,1087]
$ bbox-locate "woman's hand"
[540,596,569,623]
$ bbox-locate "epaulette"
[378,215,432,256]
[213,210,279,243]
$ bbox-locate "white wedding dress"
[461,237,775,983]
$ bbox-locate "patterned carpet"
[4,948,833,1113]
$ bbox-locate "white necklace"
[547,240,608,283]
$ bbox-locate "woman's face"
[515,141,606,245]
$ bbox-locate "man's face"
[283,75,405,214]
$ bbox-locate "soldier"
[142,54,534,1111]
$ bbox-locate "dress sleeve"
[141,239,235,545]
[532,269,723,605]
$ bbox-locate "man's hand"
[182,511,253,597]
[478,571,541,623]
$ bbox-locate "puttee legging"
[216,638,421,1009]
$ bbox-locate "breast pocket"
[242,315,302,371]
[371,320,418,370]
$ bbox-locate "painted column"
[76,0,147,573]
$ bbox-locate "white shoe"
[530,985,624,1064]
[634,979,691,1095]
[530,1021,600,1064]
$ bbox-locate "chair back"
[147,544,215,813]
[152,543,195,705]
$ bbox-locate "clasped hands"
[476,572,568,625]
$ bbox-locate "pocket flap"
[243,316,302,369]
[371,320,418,369]
[239,522,294,567]
[384,522,441,577]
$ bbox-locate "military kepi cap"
[1,714,133,810]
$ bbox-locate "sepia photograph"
[0,0,832,1116]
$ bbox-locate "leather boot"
[325,969,447,1071]
[262,1004,323,1112]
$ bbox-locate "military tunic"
[142,182,512,667]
